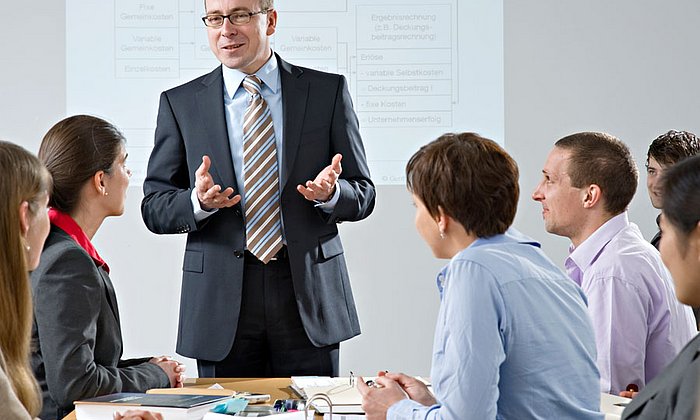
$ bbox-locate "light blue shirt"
[388,228,603,420]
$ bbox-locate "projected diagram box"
[69,0,502,186]
[355,4,452,128]
[115,0,179,78]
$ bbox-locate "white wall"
[505,0,700,265]
[2,0,700,379]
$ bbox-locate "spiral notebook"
[291,376,431,415]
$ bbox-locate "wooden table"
[63,378,304,419]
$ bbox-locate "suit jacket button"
[234,250,244,258]
[235,209,242,217]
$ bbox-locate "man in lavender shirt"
[532,131,696,395]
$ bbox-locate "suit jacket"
[141,57,375,361]
[30,226,169,420]
[141,55,375,361]
[621,334,700,419]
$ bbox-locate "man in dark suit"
[141,0,375,378]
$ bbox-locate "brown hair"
[38,115,125,214]
[0,141,50,416]
[647,130,700,166]
[406,133,519,237]
[555,132,638,215]
[662,155,700,238]
[205,0,273,12]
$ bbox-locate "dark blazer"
[621,334,700,419]
[141,55,375,361]
[30,226,169,420]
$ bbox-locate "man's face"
[646,156,667,209]
[205,0,277,73]
[532,147,586,240]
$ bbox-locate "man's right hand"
[149,356,185,388]
[195,155,240,210]
[384,372,437,407]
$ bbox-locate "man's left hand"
[297,154,342,202]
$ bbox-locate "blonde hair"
[0,140,51,416]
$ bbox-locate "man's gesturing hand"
[195,155,240,210]
[297,153,342,202]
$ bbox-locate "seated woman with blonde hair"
[31,115,185,420]
[0,140,51,419]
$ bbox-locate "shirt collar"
[468,227,541,249]
[221,51,280,99]
[435,227,540,295]
[566,211,629,274]
[48,208,110,273]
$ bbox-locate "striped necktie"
[242,75,283,263]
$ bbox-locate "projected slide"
[66,0,503,185]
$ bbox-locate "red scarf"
[48,209,110,273]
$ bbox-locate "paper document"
[600,393,631,420]
[292,376,432,414]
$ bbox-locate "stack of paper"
[291,376,431,415]
[290,376,350,398]
[291,377,362,414]
[600,393,631,420]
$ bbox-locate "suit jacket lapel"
[99,267,122,330]
[278,55,308,190]
[195,67,236,188]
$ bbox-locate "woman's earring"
[439,230,445,239]
[21,237,30,252]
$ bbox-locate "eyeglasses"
[202,9,270,27]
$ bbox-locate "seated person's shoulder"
[454,241,559,285]
[32,232,104,290]
[37,233,95,268]
[593,245,669,287]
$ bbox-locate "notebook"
[74,392,229,420]
[291,376,431,414]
